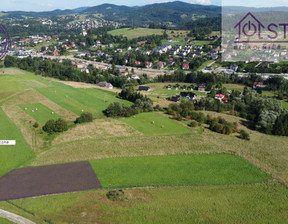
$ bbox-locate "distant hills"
[82,1,221,25]
[2,1,221,26]
[2,1,288,27]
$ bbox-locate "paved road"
[0,209,35,224]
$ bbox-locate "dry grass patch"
[53,119,142,145]
[48,78,121,93]
[166,30,190,38]
[0,68,24,75]
[30,132,222,166]
[1,105,44,151]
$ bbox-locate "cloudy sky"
[1,0,287,11]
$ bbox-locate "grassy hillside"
[0,68,287,224]
[90,154,271,188]
[1,184,287,224]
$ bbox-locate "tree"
[180,100,194,117]
[42,118,68,134]
[104,102,124,117]
[273,112,288,136]
[42,119,56,134]
[54,118,68,132]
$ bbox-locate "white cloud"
[40,3,53,8]
[190,0,212,5]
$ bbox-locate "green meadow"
[90,154,271,188]
[19,103,60,125]
[0,218,15,224]
[0,108,34,177]
[108,28,164,40]
[0,75,26,100]
[122,112,191,135]
[1,184,287,224]
[36,81,131,117]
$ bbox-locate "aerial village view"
[0,0,287,223]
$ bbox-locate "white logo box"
[0,140,16,145]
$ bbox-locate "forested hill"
[83,1,221,25]
[2,1,221,26]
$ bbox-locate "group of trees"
[42,118,68,134]
[4,56,147,88]
[195,86,288,136]
[104,86,153,117]
[42,112,94,134]
[167,100,195,118]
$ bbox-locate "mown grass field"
[0,217,15,224]
[90,154,271,188]
[108,28,164,40]
[122,112,191,135]
[36,81,131,117]
[0,75,26,101]
[19,103,60,125]
[0,108,35,177]
[0,184,287,224]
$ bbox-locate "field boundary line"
[0,209,36,224]
[0,89,32,103]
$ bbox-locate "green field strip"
[90,154,271,188]
[122,112,191,135]
[0,108,35,177]
[19,103,61,125]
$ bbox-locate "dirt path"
[0,209,35,224]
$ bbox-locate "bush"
[239,130,250,140]
[75,112,93,124]
[106,189,127,201]
[189,120,198,127]
[208,117,236,135]
[42,118,68,134]
[33,122,39,128]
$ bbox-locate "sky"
[1,0,287,12]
